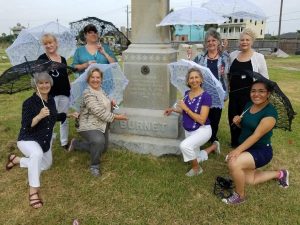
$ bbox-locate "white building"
[219,17,266,40]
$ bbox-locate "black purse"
[213,176,234,199]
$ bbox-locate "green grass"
[0,54,300,225]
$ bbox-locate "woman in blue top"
[72,24,117,77]
[222,80,289,205]
[164,68,212,177]
[193,28,230,161]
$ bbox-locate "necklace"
[207,51,219,60]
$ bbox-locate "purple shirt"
[182,90,212,131]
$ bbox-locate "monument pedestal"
[110,0,183,156]
[110,133,181,156]
[109,44,183,156]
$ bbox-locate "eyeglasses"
[250,89,268,94]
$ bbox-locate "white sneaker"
[185,167,203,177]
[213,141,221,154]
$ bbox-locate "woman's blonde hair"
[185,68,204,88]
[240,28,256,41]
[86,67,103,82]
[41,33,58,45]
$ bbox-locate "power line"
[267,17,300,23]
[268,10,300,18]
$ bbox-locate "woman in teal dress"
[72,24,117,77]
[222,80,289,205]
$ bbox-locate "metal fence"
[172,40,300,55]
[228,39,300,54]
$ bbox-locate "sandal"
[5,153,17,171]
[29,192,43,209]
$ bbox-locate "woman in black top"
[38,33,71,149]
[228,28,268,147]
[5,72,68,208]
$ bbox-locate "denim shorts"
[246,144,273,168]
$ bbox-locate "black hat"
[83,24,98,34]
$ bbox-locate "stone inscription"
[119,120,167,132]
[128,76,165,100]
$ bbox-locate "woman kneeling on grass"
[223,80,289,205]
[68,67,128,177]
[164,68,212,177]
[5,72,76,209]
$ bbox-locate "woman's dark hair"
[83,24,98,34]
[251,79,274,92]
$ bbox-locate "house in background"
[219,17,266,39]
[173,25,205,42]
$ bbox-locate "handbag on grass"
[213,176,234,199]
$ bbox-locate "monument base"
[109,133,181,156]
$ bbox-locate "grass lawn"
[0,53,299,225]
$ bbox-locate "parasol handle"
[24,56,46,108]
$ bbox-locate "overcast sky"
[0,0,299,35]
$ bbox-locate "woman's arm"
[186,105,210,125]
[71,48,91,72]
[164,107,182,116]
[98,44,116,63]
[228,116,276,160]
[179,100,210,125]
[31,107,50,127]
[84,92,115,122]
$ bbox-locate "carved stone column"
[110,0,182,156]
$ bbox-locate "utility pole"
[126,5,129,38]
[277,0,283,49]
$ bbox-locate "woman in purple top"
[164,68,212,176]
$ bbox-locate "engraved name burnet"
[119,120,168,132]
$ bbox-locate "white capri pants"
[17,141,53,188]
[54,95,70,146]
[180,125,212,162]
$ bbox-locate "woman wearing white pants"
[165,68,212,176]
[17,141,53,187]
[5,72,69,209]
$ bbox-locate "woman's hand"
[97,44,106,55]
[68,112,80,119]
[85,60,96,69]
[114,114,128,121]
[232,115,242,126]
[38,107,50,119]
[227,148,242,162]
[164,108,173,116]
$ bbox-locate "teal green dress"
[72,44,117,77]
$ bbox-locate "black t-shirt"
[207,59,218,80]
[38,53,70,97]
[229,59,253,93]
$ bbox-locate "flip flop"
[5,153,17,171]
